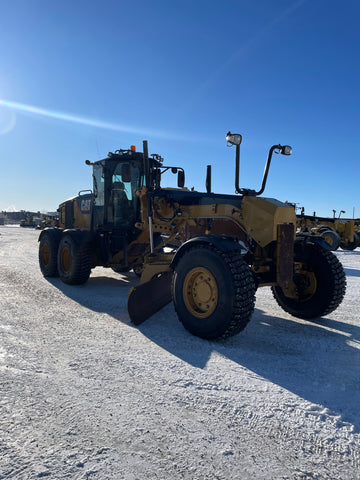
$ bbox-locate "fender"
[295,233,332,250]
[170,234,242,269]
[38,227,62,243]
[60,229,95,245]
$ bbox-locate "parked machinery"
[296,212,359,251]
[20,215,35,228]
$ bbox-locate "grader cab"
[39,133,346,339]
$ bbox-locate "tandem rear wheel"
[57,234,92,285]
[39,230,60,277]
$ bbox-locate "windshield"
[109,160,143,227]
[92,164,105,228]
[92,159,144,229]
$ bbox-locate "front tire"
[272,241,346,319]
[172,244,256,339]
[57,234,92,285]
[320,229,341,251]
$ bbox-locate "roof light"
[130,145,136,152]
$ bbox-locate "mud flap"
[127,270,173,325]
[277,223,295,290]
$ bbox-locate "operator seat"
[111,181,129,226]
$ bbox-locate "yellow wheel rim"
[293,269,317,301]
[61,246,72,273]
[183,267,218,318]
[41,243,50,267]
[323,234,334,247]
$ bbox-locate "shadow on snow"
[343,267,360,277]
[48,274,360,432]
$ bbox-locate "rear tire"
[172,244,256,339]
[272,242,346,319]
[39,231,60,277]
[340,231,360,251]
[57,234,92,285]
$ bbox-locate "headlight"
[281,145,292,155]
[226,132,242,146]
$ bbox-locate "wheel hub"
[61,247,72,273]
[41,244,50,267]
[183,267,218,318]
[293,269,317,300]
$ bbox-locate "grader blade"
[127,270,173,325]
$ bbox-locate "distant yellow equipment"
[297,213,359,251]
[20,215,35,228]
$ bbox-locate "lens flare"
[0,107,16,135]
[0,98,186,140]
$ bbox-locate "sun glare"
[0,104,16,135]
[0,98,187,140]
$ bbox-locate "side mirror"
[178,170,185,188]
[226,131,242,146]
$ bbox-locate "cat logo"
[81,199,91,212]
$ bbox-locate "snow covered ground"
[0,225,359,479]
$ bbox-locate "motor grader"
[38,133,346,339]
[36,215,59,230]
[20,215,35,227]
[296,212,359,251]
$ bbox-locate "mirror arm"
[230,135,290,197]
[234,144,241,194]
[253,144,279,196]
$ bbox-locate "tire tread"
[173,244,256,339]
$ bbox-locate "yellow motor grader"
[20,215,35,227]
[36,215,59,230]
[296,213,359,251]
[355,220,360,235]
[38,134,346,339]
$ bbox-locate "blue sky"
[0,0,359,218]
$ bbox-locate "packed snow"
[0,225,359,479]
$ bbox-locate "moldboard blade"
[127,270,173,325]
